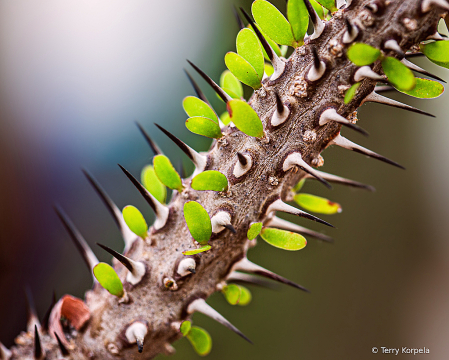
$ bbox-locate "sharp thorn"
[223,223,237,233]
[354,66,384,82]
[374,85,394,93]
[384,39,405,58]
[54,205,99,275]
[226,271,280,289]
[187,298,252,344]
[343,18,358,44]
[306,169,376,192]
[0,342,12,360]
[405,52,425,59]
[421,0,449,12]
[331,134,405,169]
[211,211,234,234]
[136,122,163,155]
[319,108,369,137]
[401,58,446,83]
[267,199,335,228]
[118,164,169,230]
[186,60,231,103]
[274,92,284,115]
[42,291,57,332]
[267,216,334,242]
[25,287,41,333]
[125,322,148,354]
[363,91,436,118]
[237,152,248,166]
[283,152,332,189]
[177,258,196,277]
[54,332,70,356]
[82,168,137,252]
[96,243,133,272]
[34,325,43,359]
[232,5,245,30]
[303,0,325,39]
[184,70,211,104]
[233,258,310,292]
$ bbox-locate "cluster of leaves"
[180,321,212,356]
[222,284,252,306]
[345,41,446,103]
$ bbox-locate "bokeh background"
[1,1,449,359]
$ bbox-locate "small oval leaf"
[220,70,243,99]
[310,0,325,19]
[397,77,444,99]
[347,43,381,66]
[186,116,222,139]
[122,205,148,239]
[252,0,296,47]
[227,99,264,138]
[153,154,183,191]
[191,170,228,192]
[183,201,212,244]
[293,178,306,192]
[344,82,361,104]
[93,263,124,297]
[420,41,449,69]
[237,285,252,306]
[236,28,265,79]
[186,326,212,356]
[264,63,274,77]
[260,227,307,250]
[141,165,166,204]
[294,193,342,214]
[182,96,218,124]
[247,222,263,240]
[180,321,191,337]
[220,111,231,125]
[182,245,211,256]
[225,52,262,89]
[381,56,416,91]
[222,284,242,305]
[287,0,309,43]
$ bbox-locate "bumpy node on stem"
[177,258,197,277]
[421,0,449,13]
[283,152,332,189]
[234,152,253,178]
[307,47,326,82]
[211,211,236,234]
[319,108,369,136]
[343,18,359,44]
[354,66,384,82]
[271,92,290,127]
[125,321,149,354]
[384,39,405,58]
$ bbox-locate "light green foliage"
[191,170,228,192]
[141,165,166,204]
[294,193,342,214]
[93,263,124,297]
[180,321,192,337]
[347,43,381,66]
[420,41,449,69]
[397,77,444,99]
[260,227,307,250]
[183,201,212,244]
[220,111,231,125]
[186,116,222,139]
[249,24,283,61]
[219,70,243,99]
[264,63,274,76]
[182,245,211,256]
[122,205,148,239]
[222,284,251,306]
[310,0,325,19]
[344,83,361,104]
[236,28,265,80]
[293,178,306,192]
[315,0,337,12]
[225,52,262,89]
[187,326,212,356]
[182,96,219,124]
[153,154,183,191]
[247,222,263,240]
[381,57,416,91]
[227,99,264,138]
[252,0,297,47]
[287,0,308,44]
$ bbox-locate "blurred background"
[1,1,449,359]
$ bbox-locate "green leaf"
[225,52,262,89]
[381,56,416,91]
[180,321,192,337]
[294,193,342,214]
[182,245,211,256]
[315,0,337,12]
[264,63,274,77]
[247,222,263,240]
[420,41,449,69]
[191,170,228,192]
[344,83,361,104]
[183,201,212,244]
[237,285,252,306]
[347,43,381,66]
[227,99,264,138]
[186,326,212,356]
[220,70,243,99]
[153,154,183,191]
[252,0,296,47]
[93,263,124,297]
[182,96,218,124]
[220,111,231,126]
[310,0,325,19]
[186,116,222,139]
[122,205,148,239]
[141,165,166,204]
[293,178,306,192]
[397,77,444,99]
[222,284,242,305]
[236,28,264,79]
[260,227,307,250]
[287,0,309,44]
